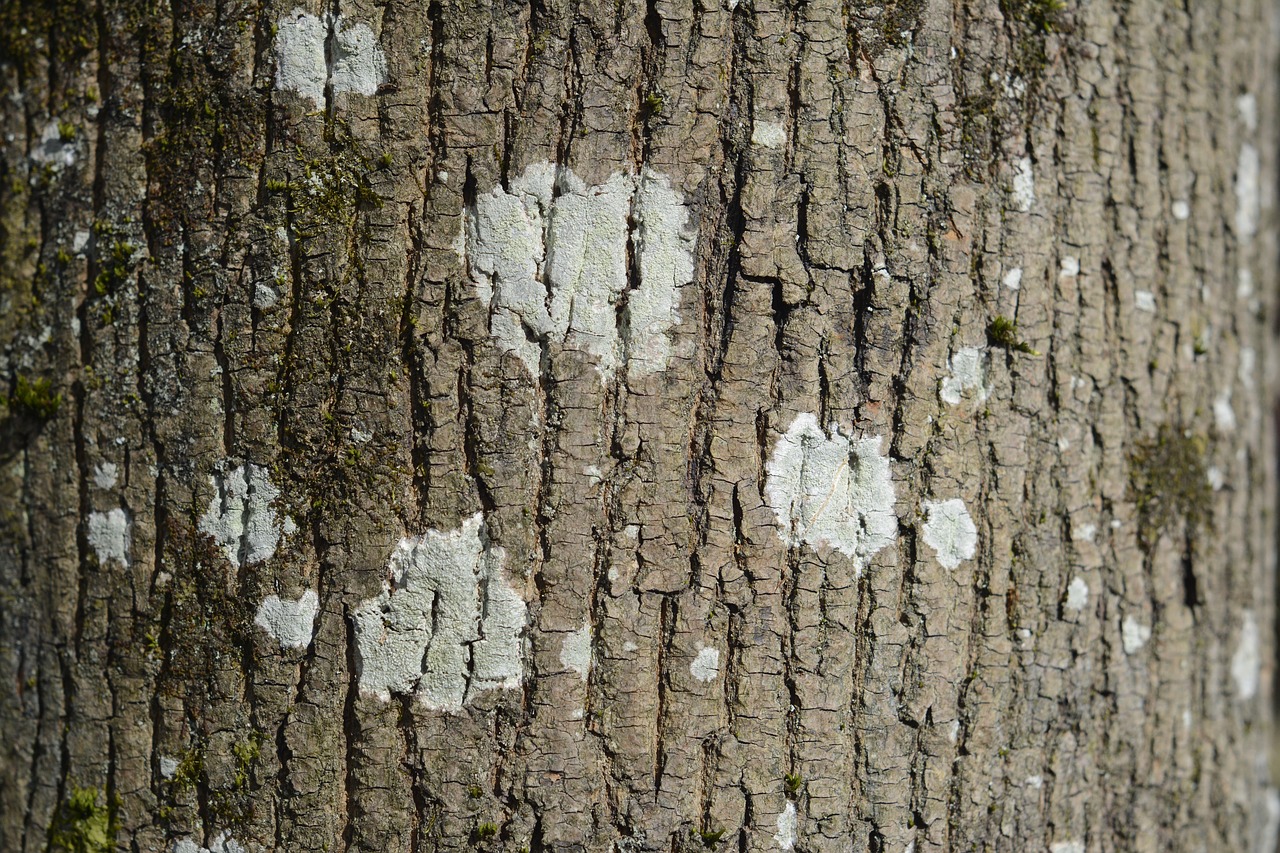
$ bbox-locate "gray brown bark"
[1,0,1277,851]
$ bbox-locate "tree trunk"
[1,0,1277,851]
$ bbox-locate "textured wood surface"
[1,0,1277,851]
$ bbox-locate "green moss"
[0,0,95,75]
[231,734,261,788]
[696,828,727,847]
[1001,0,1066,33]
[10,375,61,419]
[1129,424,1211,549]
[987,316,1040,356]
[167,747,203,792]
[93,240,136,295]
[641,91,664,117]
[999,0,1067,98]
[472,821,499,843]
[783,772,803,795]
[47,787,113,853]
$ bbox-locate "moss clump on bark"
[9,374,61,419]
[47,787,114,853]
[0,0,95,75]
[987,316,1039,355]
[696,828,727,847]
[1129,424,1211,549]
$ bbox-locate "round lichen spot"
[921,499,978,570]
[764,414,897,570]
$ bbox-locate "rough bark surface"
[1,0,1278,851]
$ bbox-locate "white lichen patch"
[1011,157,1035,212]
[173,833,245,853]
[464,163,695,381]
[352,514,526,710]
[1002,267,1022,290]
[273,10,328,104]
[274,10,386,106]
[1049,842,1085,853]
[774,801,797,850]
[199,463,294,567]
[752,120,787,149]
[1207,465,1225,491]
[1240,347,1256,388]
[1121,616,1151,655]
[1072,523,1096,543]
[331,18,387,96]
[208,834,245,853]
[1064,577,1089,613]
[93,461,118,489]
[690,646,720,682]
[31,121,76,167]
[88,508,130,565]
[763,414,897,569]
[560,625,592,680]
[159,756,179,779]
[1059,256,1080,277]
[1232,610,1260,700]
[1135,291,1156,313]
[1237,143,1260,239]
[921,499,978,570]
[1214,391,1237,432]
[1172,200,1191,221]
[1238,93,1258,131]
[939,347,986,406]
[1238,268,1254,299]
[627,170,698,379]
[1262,787,1280,853]
[255,590,320,650]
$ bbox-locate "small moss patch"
[987,316,1039,355]
[10,374,61,419]
[1129,424,1211,548]
[47,787,113,853]
[696,828,727,847]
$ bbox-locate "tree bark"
[1,0,1278,851]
